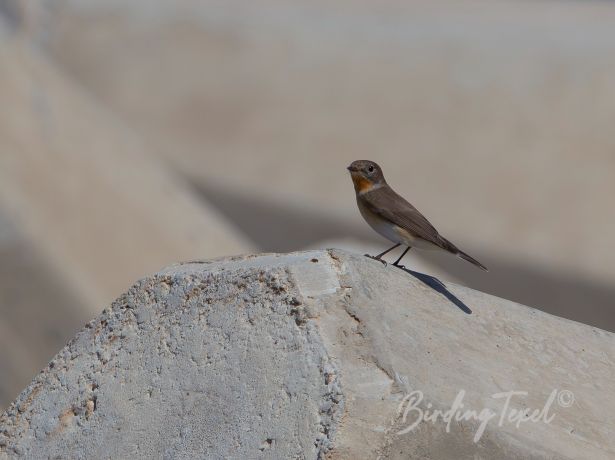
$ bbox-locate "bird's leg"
[392,246,411,269]
[365,243,400,265]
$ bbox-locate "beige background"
[1,0,614,408]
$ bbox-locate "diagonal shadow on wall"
[193,180,615,333]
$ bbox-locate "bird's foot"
[364,254,387,266]
[393,263,406,270]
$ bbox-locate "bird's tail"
[456,250,488,271]
[441,238,488,271]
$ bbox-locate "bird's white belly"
[358,200,439,250]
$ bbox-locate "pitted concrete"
[0,252,342,459]
[2,250,614,459]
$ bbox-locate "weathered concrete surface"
[0,31,252,409]
[1,250,614,459]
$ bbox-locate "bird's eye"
[368,165,375,173]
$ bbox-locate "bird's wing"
[362,186,451,250]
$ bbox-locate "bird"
[347,160,487,271]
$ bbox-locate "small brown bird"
[347,160,487,271]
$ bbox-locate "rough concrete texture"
[1,250,614,459]
[0,30,252,409]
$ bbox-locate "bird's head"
[347,160,386,194]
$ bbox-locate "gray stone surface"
[1,250,614,459]
[0,34,252,410]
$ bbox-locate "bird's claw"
[364,254,387,266]
[393,264,406,270]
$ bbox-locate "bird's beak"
[347,165,357,172]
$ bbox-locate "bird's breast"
[356,198,440,250]
[357,199,406,244]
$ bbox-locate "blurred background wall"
[1,0,614,409]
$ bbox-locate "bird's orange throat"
[351,174,377,194]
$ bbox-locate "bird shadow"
[395,265,472,314]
